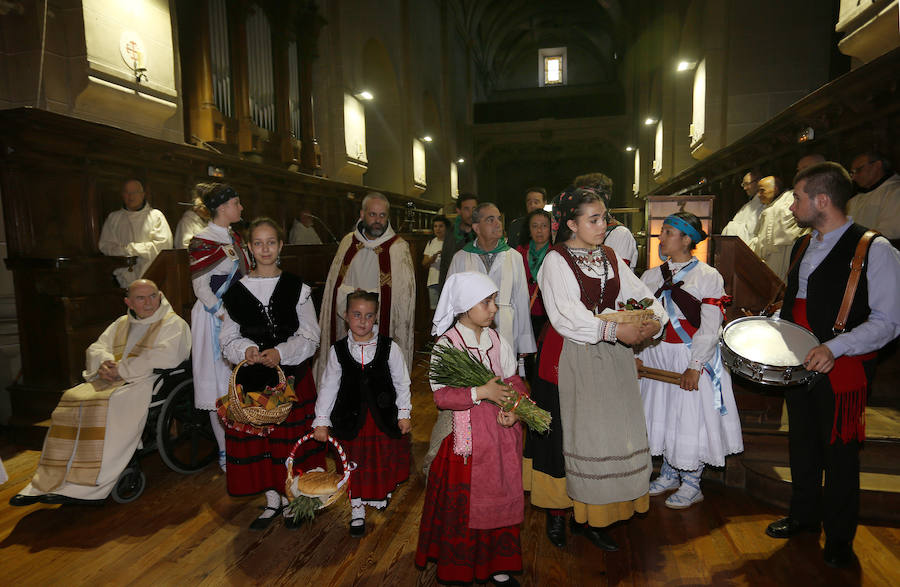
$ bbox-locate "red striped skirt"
[415,435,522,583]
[342,411,410,500]
[225,366,325,496]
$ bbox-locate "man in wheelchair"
[10,279,191,506]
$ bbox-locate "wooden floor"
[2,360,900,586]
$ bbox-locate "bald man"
[99,180,174,287]
[748,156,822,280]
[10,280,191,506]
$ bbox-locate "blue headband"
[663,215,705,245]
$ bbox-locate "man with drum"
[765,162,900,568]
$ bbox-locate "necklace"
[567,246,609,312]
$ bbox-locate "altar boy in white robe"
[447,202,537,357]
[315,192,416,383]
[10,280,191,506]
[98,179,174,287]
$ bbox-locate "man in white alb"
[99,179,173,287]
[722,170,764,244]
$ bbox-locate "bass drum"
[720,316,819,386]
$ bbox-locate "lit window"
[545,57,562,84]
[538,47,566,87]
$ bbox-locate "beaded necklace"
[567,245,609,312]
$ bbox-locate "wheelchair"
[111,359,218,503]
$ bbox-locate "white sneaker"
[648,474,680,496]
[664,483,704,509]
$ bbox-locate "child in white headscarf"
[415,272,528,587]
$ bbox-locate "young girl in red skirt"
[313,290,412,537]
[416,272,528,586]
[219,218,325,530]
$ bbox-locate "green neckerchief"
[527,240,550,279]
[453,216,475,243]
[463,237,511,255]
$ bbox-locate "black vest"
[330,334,401,441]
[222,272,304,353]
[782,224,871,343]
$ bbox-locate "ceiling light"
[676,61,694,72]
[422,135,433,142]
[358,90,373,100]
[457,157,465,164]
[625,146,635,152]
[644,117,657,126]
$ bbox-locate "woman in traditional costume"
[536,188,666,551]
[515,208,553,351]
[188,183,250,470]
[416,272,527,586]
[636,212,743,509]
[219,218,323,530]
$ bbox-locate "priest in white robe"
[174,199,210,248]
[10,280,191,506]
[847,151,900,239]
[289,210,323,245]
[722,171,763,244]
[748,175,810,281]
[99,179,174,287]
[447,202,537,356]
[315,193,416,383]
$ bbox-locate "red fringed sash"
[330,235,398,343]
[793,299,875,444]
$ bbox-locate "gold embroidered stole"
[31,315,170,492]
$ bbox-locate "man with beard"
[765,162,900,568]
[315,192,416,382]
[99,179,173,287]
[446,202,536,357]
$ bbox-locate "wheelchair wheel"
[112,466,146,504]
[157,378,217,474]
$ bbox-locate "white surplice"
[748,191,810,281]
[848,173,900,239]
[174,210,208,249]
[98,205,173,287]
[721,195,764,245]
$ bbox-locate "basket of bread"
[284,433,357,523]
[597,297,656,324]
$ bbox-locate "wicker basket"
[226,360,293,427]
[285,434,356,509]
[596,308,656,324]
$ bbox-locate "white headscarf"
[432,272,499,336]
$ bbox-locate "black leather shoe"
[569,517,618,551]
[490,575,520,586]
[9,494,41,507]
[545,512,566,548]
[349,519,366,537]
[39,494,105,506]
[249,506,283,530]
[823,541,856,569]
[765,517,820,539]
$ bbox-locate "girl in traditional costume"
[219,218,324,530]
[636,212,743,509]
[536,188,666,551]
[416,272,527,586]
[188,183,250,470]
[313,290,412,537]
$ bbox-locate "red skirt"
[225,366,325,496]
[415,435,522,583]
[342,411,410,500]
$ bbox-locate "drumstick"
[637,365,683,386]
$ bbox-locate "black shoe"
[545,512,566,548]
[490,575,520,586]
[823,541,856,569]
[765,517,820,539]
[249,506,283,530]
[349,519,366,537]
[569,517,619,551]
[9,494,41,507]
[39,494,105,506]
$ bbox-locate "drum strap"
[834,230,879,334]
